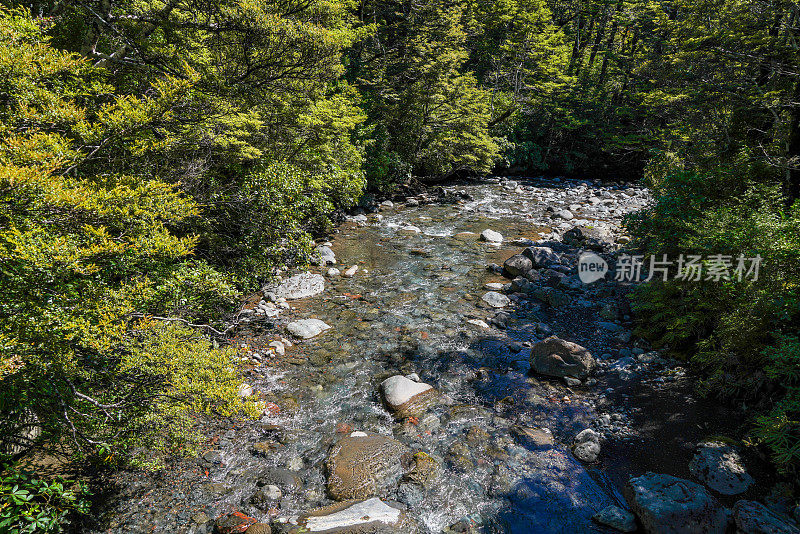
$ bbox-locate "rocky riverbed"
[88,176,799,534]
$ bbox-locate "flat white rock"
[480,229,503,243]
[304,498,402,531]
[380,375,432,408]
[287,319,331,339]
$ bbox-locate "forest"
[1,0,799,532]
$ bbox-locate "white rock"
[398,225,421,234]
[262,484,282,501]
[327,267,341,277]
[264,272,325,301]
[556,209,574,220]
[304,498,402,532]
[480,229,504,243]
[268,341,285,356]
[689,442,754,495]
[481,291,510,308]
[314,245,336,266]
[381,375,433,409]
[344,265,359,277]
[287,319,332,339]
[466,319,491,329]
[238,383,254,397]
[484,282,505,290]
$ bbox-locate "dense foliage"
[0,457,90,533]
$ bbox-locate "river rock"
[214,512,257,534]
[563,225,613,250]
[314,245,337,266]
[288,498,417,533]
[256,468,303,492]
[480,229,503,243]
[530,336,596,379]
[245,525,271,534]
[264,272,325,301]
[325,432,409,500]
[626,472,731,534]
[380,375,437,418]
[732,500,800,534]
[287,319,331,339]
[398,225,421,234]
[689,441,754,495]
[523,246,560,267]
[592,505,637,532]
[344,265,359,278]
[481,291,510,308]
[573,428,601,463]
[503,254,533,278]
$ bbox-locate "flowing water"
[92,176,768,534]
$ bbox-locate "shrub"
[628,169,800,472]
[0,459,90,533]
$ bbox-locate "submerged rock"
[689,441,754,495]
[592,505,637,532]
[214,512,257,534]
[626,472,730,534]
[530,336,596,379]
[325,432,409,500]
[380,375,437,418]
[287,319,331,339]
[732,500,800,534]
[264,272,325,301]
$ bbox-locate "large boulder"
[380,375,437,418]
[503,254,533,278]
[287,319,331,339]
[522,246,560,267]
[689,441,754,495]
[286,498,418,533]
[530,336,596,379]
[732,500,800,534]
[626,473,731,534]
[264,272,325,301]
[325,432,409,500]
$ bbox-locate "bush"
[0,459,90,533]
[0,8,258,469]
[628,169,800,472]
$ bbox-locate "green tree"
[0,9,259,468]
[352,0,499,186]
